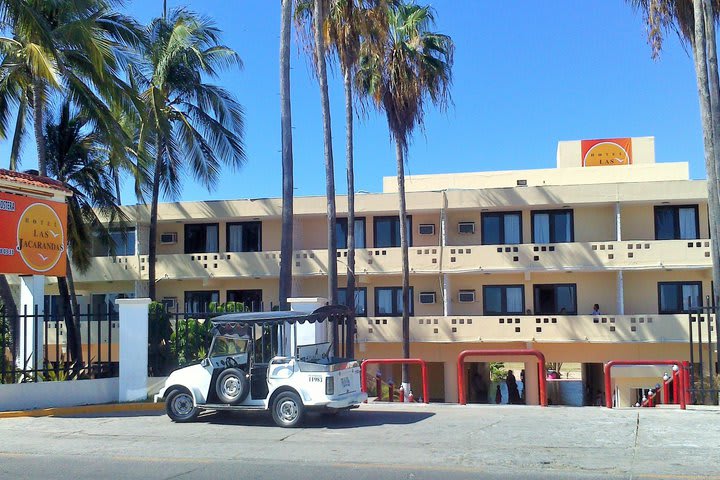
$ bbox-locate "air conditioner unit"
[458,290,476,303]
[162,297,177,311]
[160,232,178,244]
[458,222,475,234]
[418,224,436,235]
[419,292,436,304]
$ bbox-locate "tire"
[216,368,249,404]
[166,389,199,423]
[271,391,305,428]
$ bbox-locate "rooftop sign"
[0,191,67,276]
[581,138,632,167]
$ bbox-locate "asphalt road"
[1,403,719,480]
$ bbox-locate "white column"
[116,298,151,402]
[443,274,450,317]
[17,275,45,372]
[615,202,624,315]
[617,271,625,315]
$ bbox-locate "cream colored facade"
[18,136,716,405]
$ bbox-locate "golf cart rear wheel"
[166,390,199,423]
[272,391,305,428]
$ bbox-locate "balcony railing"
[357,314,692,344]
[442,239,711,272]
[71,238,712,283]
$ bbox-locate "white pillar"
[617,271,625,315]
[615,202,624,315]
[17,275,45,372]
[442,274,450,317]
[116,298,151,402]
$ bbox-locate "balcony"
[442,239,711,273]
[72,256,142,283]
[357,314,692,344]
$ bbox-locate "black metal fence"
[688,295,720,405]
[0,304,117,384]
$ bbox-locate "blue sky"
[2,1,708,203]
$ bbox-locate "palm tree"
[323,0,391,357]
[357,1,453,394]
[135,9,246,301]
[279,0,294,311]
[630,0,720,303]
[0,0,142,176]
[295,1,339,316]
[45,100,129,367]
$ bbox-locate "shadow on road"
[50,410,167,419]
[198,409,435,429]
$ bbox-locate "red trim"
[0,169,71,193]
[603,360,686,410]
[456,349,547,407]
[360,358,429,404]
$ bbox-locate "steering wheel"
[225,356,238,368]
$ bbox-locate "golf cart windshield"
[210,336,248,357]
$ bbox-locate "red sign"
[0,191,67,276]
[581,138,632,167]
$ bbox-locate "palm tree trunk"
[279,0,294,311]
[0,275,18,356]
[57,274,82,366]
[692,0,720,305]
[32,79,47,177]
[148,142,163,301]
[395,138,411,396]
[313,0,338,347]
[701,0,720,302]
[148,139,162,302]
[344,66,356,359]
[113,169,122,206]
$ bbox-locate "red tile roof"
[0,169,72,193]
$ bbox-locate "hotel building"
[26,136,716,405]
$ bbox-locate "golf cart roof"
[210,305,351,335]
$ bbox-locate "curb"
[0,402,165,419]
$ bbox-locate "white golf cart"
[154,305,366,427]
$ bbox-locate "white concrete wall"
[0,378,118,411]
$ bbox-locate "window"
[336,217,366,249]
[227,289,263,312]
[532,210,574,243]
[483,285,525,315]
[338,287,368,316]
[658,282,702,313]
[418,224,435,235]
[458,290,476,303]
[184,290,219,313]
[458,222,475,235]
[419,292,436,304]
[533,284,577,314]
[481,212,522,245]
[93,228,136,256]
[375,287,414,316]
[373,216,412,248]
[654,205,699,240]
[184,223,219,253]
[227,221,261,252]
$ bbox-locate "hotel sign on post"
[581,138,632,167]
[0,191,67,276]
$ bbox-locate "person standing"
[506,370,521,404]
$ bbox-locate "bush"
[170,317,213,366]
[148,302,173,375]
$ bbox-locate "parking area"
[0,403,719,480]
